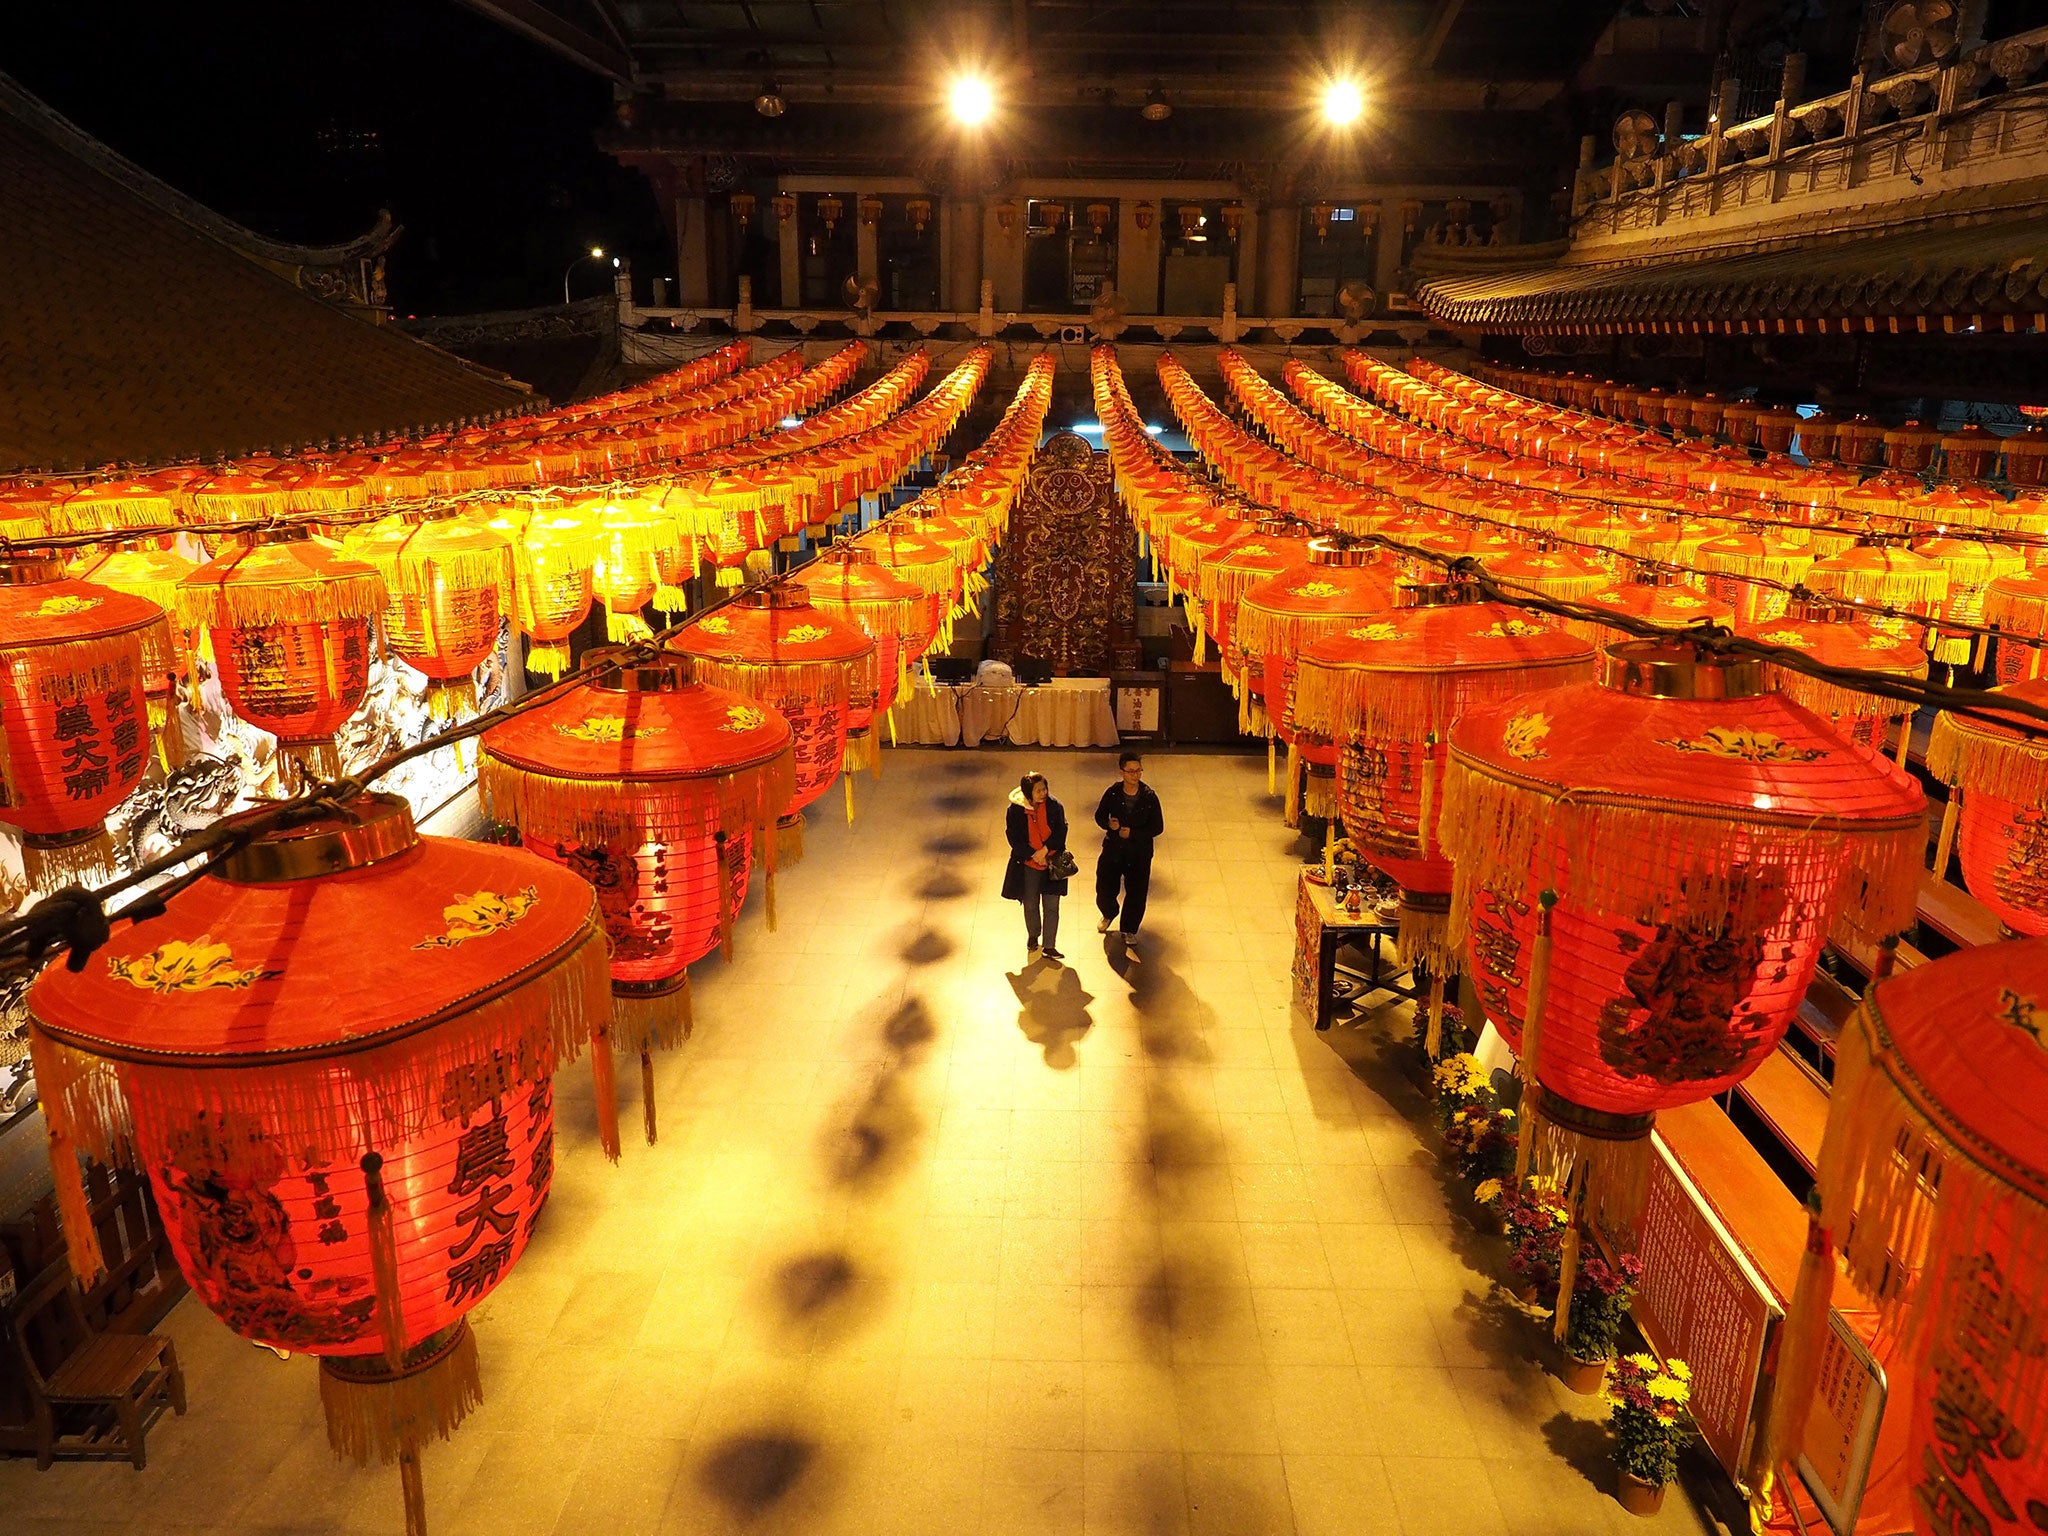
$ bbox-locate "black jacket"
[1002,789,1069,900]
[1095,781,1164,860]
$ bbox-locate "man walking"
[1094,750,1164,959]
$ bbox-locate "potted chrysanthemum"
[1496,1175,1569,1306]
[1607,1352,1692,1515]
[1559,1252,1644,1393]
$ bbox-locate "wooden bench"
[5,1261,185,1469]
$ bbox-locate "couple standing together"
[1001,751,1164,964]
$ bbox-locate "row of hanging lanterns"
[1123,346,2048,1530]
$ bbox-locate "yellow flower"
[1474,1178,1504,1206]
[416,885,540,950]
[107,937,270,993]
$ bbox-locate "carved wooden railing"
[1571,23,2048,241]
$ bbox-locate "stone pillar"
[1118,199,1161,314]
[946,198,984,313]
[856,208,880,289]
[1255,203,1299,319]
[1374,199,1406,303]
[1234,202,1260,318]
[676,195,711,307]
[985,202,1025,313]
[777,203,801,313]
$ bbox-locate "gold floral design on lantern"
[1996,987,2048,1048]
[720,704,769,733]
[1656,727,1825,764]
[1501,711,1552,761]
[1483,619,1546,638]
[1757,630,1811,648]
[36,594,102,618]
[553,717,666,743]
[696,616,733,635]
[1289,581,1343,600]
[1347,622,1401,641]
[415,886,541,950]
[782,624,833,643]
[107,939,272,994]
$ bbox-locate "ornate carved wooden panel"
[992,432,1138,675]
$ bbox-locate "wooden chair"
[5,1260,185,1469]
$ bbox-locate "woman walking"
[1004,771,1071,962]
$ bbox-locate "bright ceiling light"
[1323,79,1364,127]
[589,246,605,258]
[949,75,994,126]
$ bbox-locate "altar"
[888,677,1120,748]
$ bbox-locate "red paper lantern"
[1928,678,2048,936]
[1201,521,1312,697]
[1233,539,1397,818]
[1441,640,1925,1231]
[849,525,958,659]
[1293,593,1593,980]
[666,586,875,855]
[1751,608,1928,749]
[1565,574,1734,655]
[73,541,201,754]
[473,500,596,680]
[1986,568,2048,683]
[480,651,795,1139]
[346,514,511,717]
[178,529,387,787]
[794,545,928,767]
[28,792,610,1536]
[0,555,159,885]
[1753,936,2048,1528]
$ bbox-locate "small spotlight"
[754,85,786,118]
[950,75,994,126]
[1323,79,1364,126]
[590,246,605,258]
[1140,86,1171,122]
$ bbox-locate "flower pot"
[1617,1472,1666,1517]
[1561,1353,1609,1395]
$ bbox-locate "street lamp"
[564,245,611,303]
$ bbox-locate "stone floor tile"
[0,750,1712,1536]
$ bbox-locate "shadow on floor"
[698,1430,818,1517]
[1006,963,1095,1068]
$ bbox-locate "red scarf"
[1027,800,1049,850]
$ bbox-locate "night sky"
[4,1,664,315]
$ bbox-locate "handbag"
[1044,848,1079,881]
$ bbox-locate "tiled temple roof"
[0,74,532,474]
[1413,213,2048,336]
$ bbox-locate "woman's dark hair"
[1019,772,1047,802]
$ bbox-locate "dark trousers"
[1020,865,1061,949]
[1096,851,1152,935]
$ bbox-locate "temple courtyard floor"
[1,747,1739,1536]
